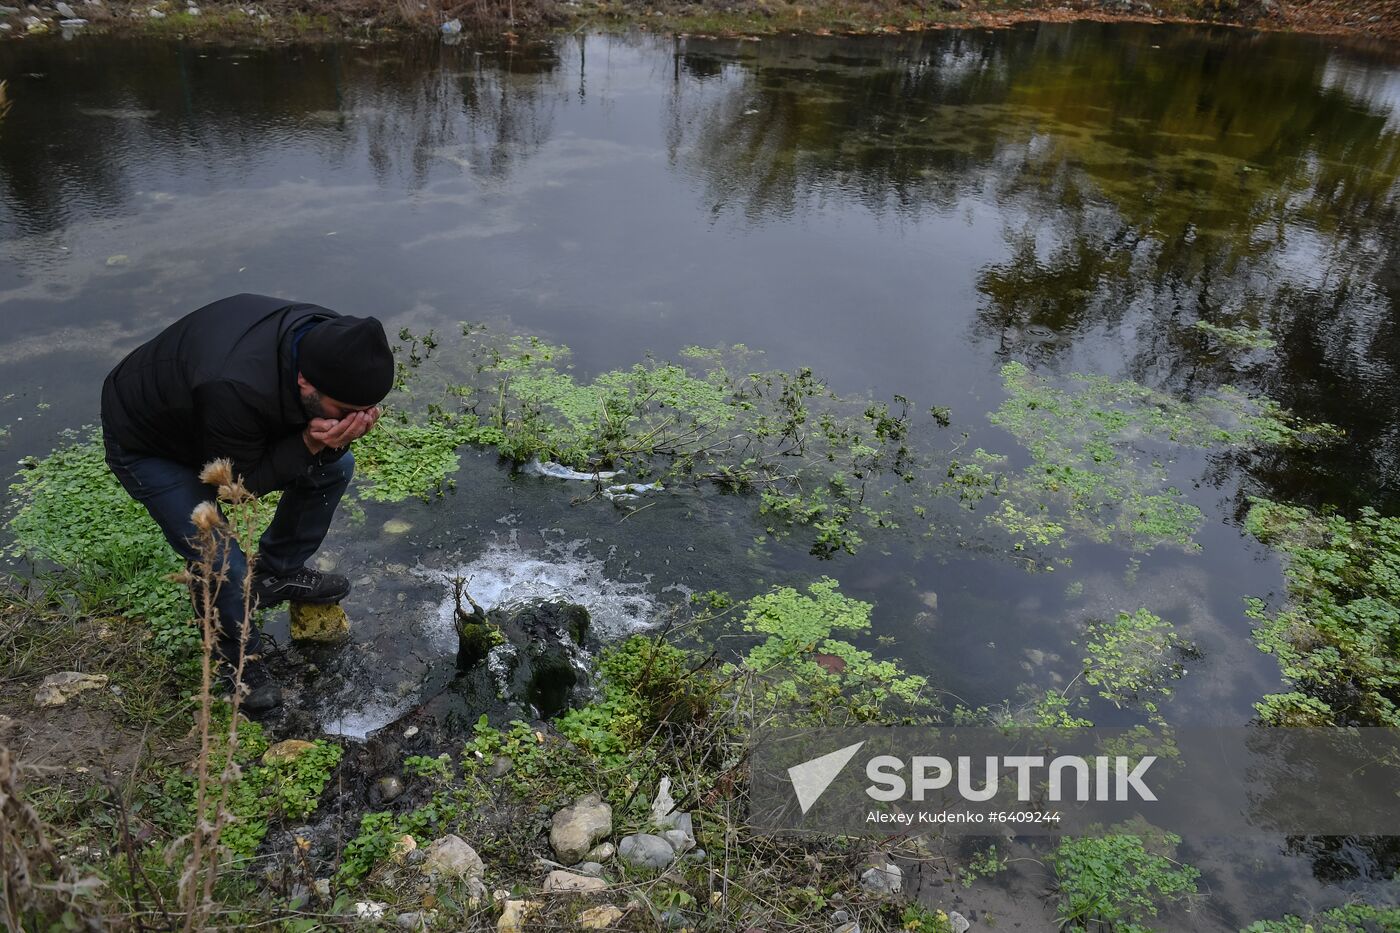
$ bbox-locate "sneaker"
[251,566,351,607]
[219,658,283,715]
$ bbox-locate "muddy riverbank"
[5,0,1400,46]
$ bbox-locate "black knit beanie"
[298,316,395,407]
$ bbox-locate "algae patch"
[944,361,1338,558]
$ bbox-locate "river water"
[3,22,1400,927]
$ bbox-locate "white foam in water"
[324,536,659,740]
[323,690,417,741]
[420,535,660,645]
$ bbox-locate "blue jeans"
[103,431,354,665]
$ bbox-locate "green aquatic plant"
[377,326,937,558]
[353,416,491,502]
[956,361,1336,558]
[1049,830,1200,933]
[1080,608,1189,713]
[1241,903,1400,932]
[1244,499,1400,727]
[729,577,931,721]
[1191,319,1276,351]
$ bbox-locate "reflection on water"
[3,23,1400,924]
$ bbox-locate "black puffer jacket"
[101,293,350,496]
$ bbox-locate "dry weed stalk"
[1,747,102,929]
[171,459,261,932]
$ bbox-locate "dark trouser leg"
[103,432,262,666]
[257,451,354,577]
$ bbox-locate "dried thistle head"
[190,501,225,531]
[198,459,234,488]
[217,482,253,504]
[166,569,196,586]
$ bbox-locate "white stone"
[354,901,388,920]
[550,793,612,865]
[422,834,483,880]
[542,870,607,893]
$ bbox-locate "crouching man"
[100,293,395,713]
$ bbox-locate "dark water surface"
[4,23,1400,926]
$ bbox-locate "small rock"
[949,910,971,933]
[585,842,615,862]
[833,908,850,922]
[355,900,388,920]
[313,878,330,897]
[618,833,675,870]
[57,13,82,23]
[54,0,74,14]
[859,860,902,895]
[576,861,606,877]
[497,899,536,933]
[396,911,433,930]
[34,672,108,707]
[422,834,483,881]
[550,793,612,865]
[376,775,405,802]
[577,904,625,929]
[147,7,163,15]
[439,16,460,32]
[543,869,608,893]
[661,829,694,854]
[686,848,706,861]
[920,590,939,610]
[263,739,317,765]
[484,754,513,780]
[383,518,413,534]
[403,725,420,738]
[834,923,860,933]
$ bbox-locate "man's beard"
[300,387,331,420]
